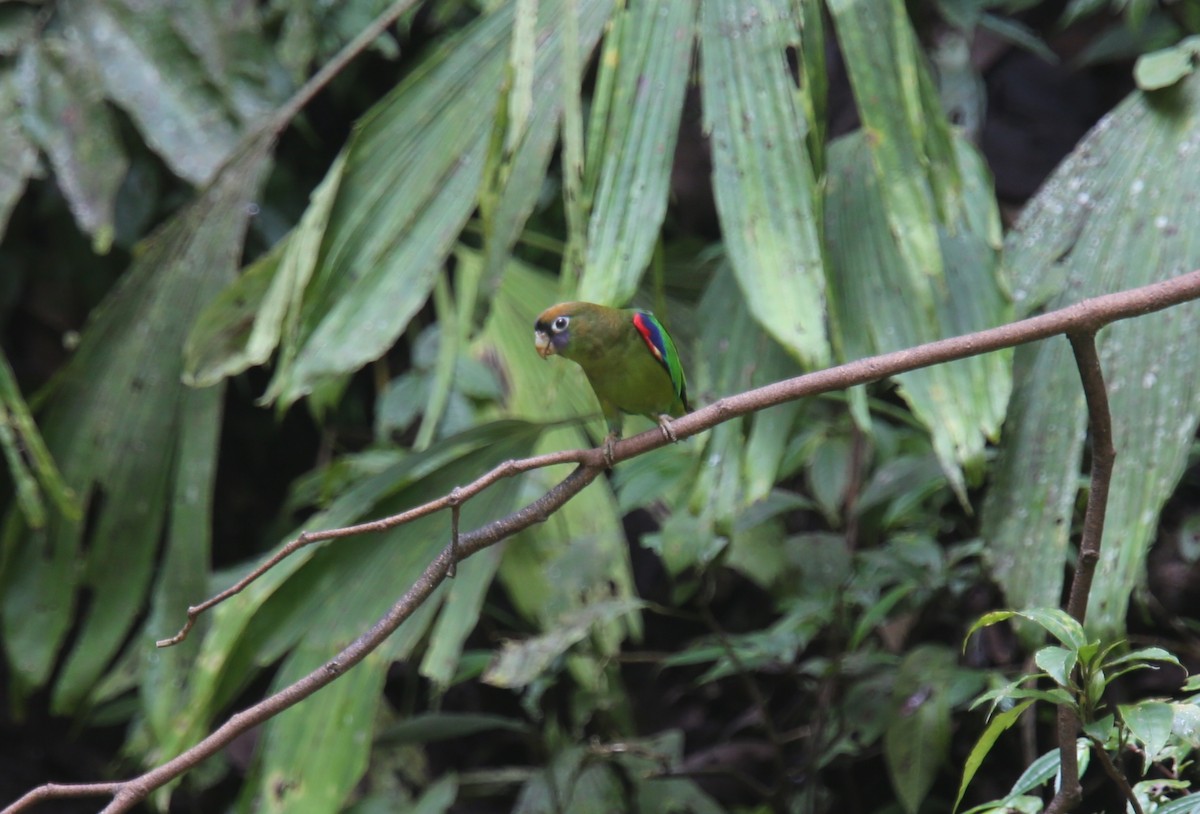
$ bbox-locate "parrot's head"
[534,302,587,360]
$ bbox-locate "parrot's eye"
[551,316,570,332]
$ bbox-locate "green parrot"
[534,301,691,464]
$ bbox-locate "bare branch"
[1045,329,1119,814]
[7,270,1200,814]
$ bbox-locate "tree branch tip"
[156,618,195,648]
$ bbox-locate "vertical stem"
[1064,330,1116,624]
[1045,330,1117,814]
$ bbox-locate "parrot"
[534,301,691,465]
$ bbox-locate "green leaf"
[827,0,960,301]
[960,740,1090,814]
[1170,703,1200,747]
[410,775,459,814]
[0,69,40,242]
[1106,646,1182,670]
[991,72,1200,639]
[483,597,644,688]
[0,352,78,529]
[1035,645,1077,688]
[696,263,806,518]
[16,38,128,252]
[185,151,348,387]
[263,0,615,406]
[1016,608,1087,651]
[970,685,1074,711]
[254,648,388,814]
[955,700,1034,813]
[1120,700,1175,763]
[143,381,222,770]
[885,647,955,814]
[577,0,695,305]
[825,132,1009,501]
[0,134,275,713]
[1148,791,1200,814]
[59,0,285,185]
[964,610,1019,645]
[700,0,828,367]
[1134,36,1200,91]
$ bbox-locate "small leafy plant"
[958,608,1199,813]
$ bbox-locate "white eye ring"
[552,316,570,332]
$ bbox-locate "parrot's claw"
[656,415,678,444]
[602,433,618,468]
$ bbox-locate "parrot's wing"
[632,311,689,411]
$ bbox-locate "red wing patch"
[632,312,667,367]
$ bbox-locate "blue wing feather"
[632,311,690,411]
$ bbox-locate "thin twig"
[1087,734,1145,814]
[157,447,594,646]
[8,271,1200,813]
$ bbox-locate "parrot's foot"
[602,433,618,468]
[656,414,678,444]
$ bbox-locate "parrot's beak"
[534,330,554,359]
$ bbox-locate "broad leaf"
[483,598,644,688]
[59,0,285,185]
[0,133,275,713]
[0,69,38,241]
[826,132,1009,500]
[1119,700,1175,763]
[700,0,828,366]
[15,38,128,252]
[260,0,615,406]
[986,73,1200,638]
[828,0,961,303]
[577,0,695,305]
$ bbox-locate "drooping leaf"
[0,68,39,241]
[955,700,1035,813]
[576,0,695,305]
[827,0,961,307]
[261,0,614,407]
[826,132,1010,501]
[700,0,828,367]
[0,133,275,713]
[59,0,285,185]
[142,381,222,807]
[15,38,128,252]
[986,73,1200,638]
[184,151,348,387]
